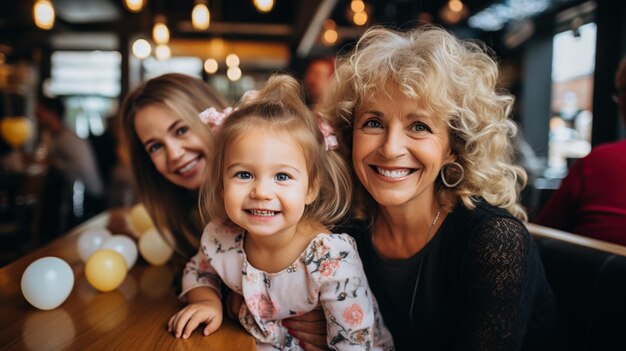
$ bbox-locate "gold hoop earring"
[440,162,464,188]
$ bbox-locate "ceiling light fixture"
[253,0,274,13]
[204,58,218,74]
[347,0,369,27]
[449,0,464,13]
[155,44,171,60]
[227,66,242,81]
[123,0,145,13]
[322,19,338,46]
[153,15,170,45]
[225,53,240,68]
[350,0,365,13]
[468,0,554,32]
[353,11,368,26]
[192,0,210,31]
[132,39,151,59]
[33,0,55,30]
[440,0,468,25]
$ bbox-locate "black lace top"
[346,201,555,350]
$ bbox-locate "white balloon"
[21,257,74,310]
[138,228,174,266]
[77,228,112,262]
[100,235,138,270]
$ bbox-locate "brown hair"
[121,73,229,256]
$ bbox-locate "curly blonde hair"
[201,74,352,227]
[321,25,528,221]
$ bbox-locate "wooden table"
[0,211,256,350]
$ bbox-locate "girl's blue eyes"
[176,126,189,135]
[234,172,292,181]
[275,173,291,181]
[235,171,252,180]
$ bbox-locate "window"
[47,51,121,138]
[547,21,596,175]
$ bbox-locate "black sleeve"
[458,216,536,351]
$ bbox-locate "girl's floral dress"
[180,220,394,351]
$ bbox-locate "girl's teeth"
[250,210,275,216]
[376,167,410,179]
[178,159,198,174]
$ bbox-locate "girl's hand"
[168,300,223,339]
[283,308,328,350]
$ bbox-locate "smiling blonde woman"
[316,25,556,350]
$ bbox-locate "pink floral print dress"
[180,220,394,351]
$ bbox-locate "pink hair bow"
[318,121,338,151]
[199,107,234,131]
[240,89,259,103]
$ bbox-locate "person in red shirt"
[534,57,626,244]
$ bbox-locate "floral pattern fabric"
[181,220,394,351]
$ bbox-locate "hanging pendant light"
[350,0,365,13]
[253,0,274,13]
[353,11,368,26]
[204,58,218,74]
[124,0,145,13]
[155,45,171,60]
[132,39,152,59]
[440,0,468,25]
[192,0,210,30]
[153,15,170,45]
[322,20,338,46]
[225,53,240,68]
[33,0,55,30]
[227,66,242,81]
[347,0,370,27]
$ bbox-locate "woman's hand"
[168,299,223,339]
[283,308,328,351]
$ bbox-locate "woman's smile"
[134,104,210,190]
[174,156,203,176]
[371,165,416,180]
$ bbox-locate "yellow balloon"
[85,250,127,292]
[138,228,174,266]
[128,203,155,236]
[0,116,32,148]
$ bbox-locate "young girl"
[168,75,394,350]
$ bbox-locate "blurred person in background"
[534,57,626,244]
[35,96,104,228]
[303,57,334,112]
[89,113,136,208]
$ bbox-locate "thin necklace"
[408,207,441,322]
